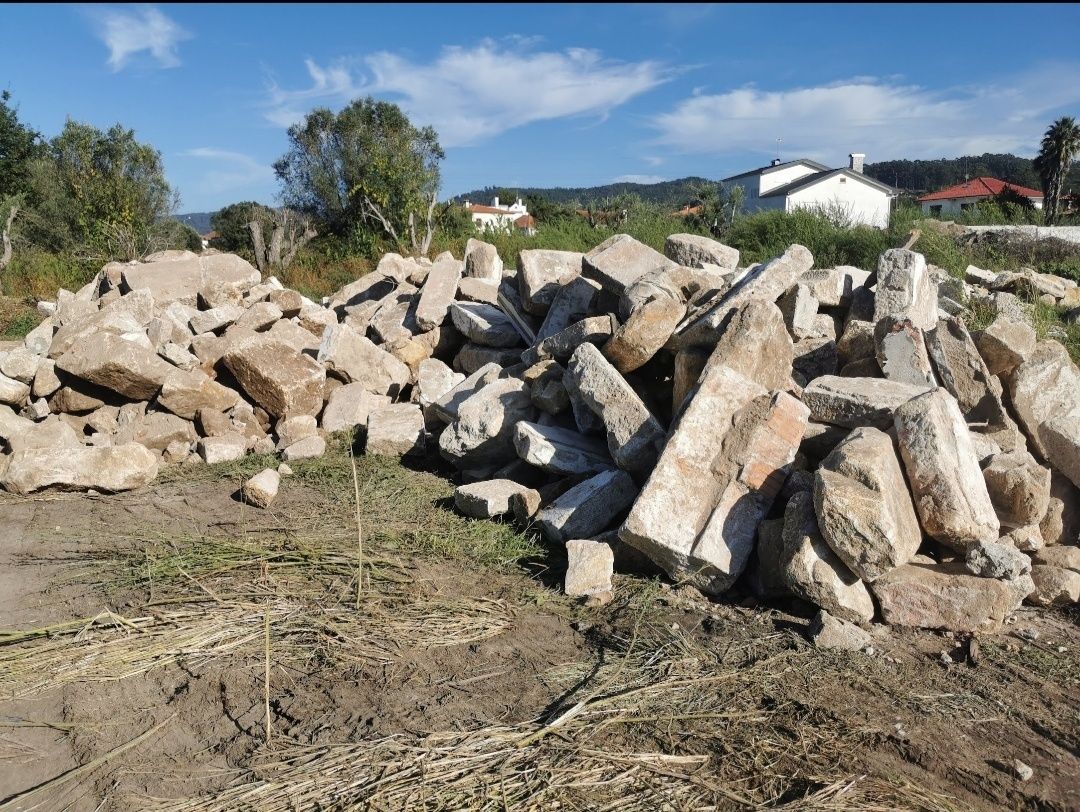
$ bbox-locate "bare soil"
[0,454,1077,811]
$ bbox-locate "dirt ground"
[0,450,1077,811]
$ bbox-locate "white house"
[463,197,536,235]
[917,177,1044,215]
[722,154,896,228]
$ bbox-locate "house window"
[839,177,847,183]
[960,203,972,211]
[930,205,942,215]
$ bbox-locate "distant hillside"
[453,177,714,208]
[176,212,213,234]
[459,155,1080,207]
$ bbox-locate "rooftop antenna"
[776,137,782,161]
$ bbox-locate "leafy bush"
[3,248,96,298]
[0,297,41,338]
[724,208,890,270]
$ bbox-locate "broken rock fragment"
[536,469,638,543]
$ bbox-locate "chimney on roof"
[849,153,865,174]
[493,196,500,208]
[771,158,782,167]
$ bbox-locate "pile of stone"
[1,235,1077,633]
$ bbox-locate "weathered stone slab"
[814,427,922,581]
[318,323,411,396]
[699,300,794,391]
[115,412,198,452]
[1008,340,1080,488]
[583,234,678,296]
[368,285,419,345]
[0,372,30,406]
[894,389,1001,549]
[235,301,284,332]
[454,479,535,519]
[158,368,240,420]
[536,469,638,543]
[792,337,838,387]
[453,343,522,374]
[522,315,617,366]
[926,316,1020,451]
[802,375,931,429]
[873,249,937,330]
[663,233,738,271]
[222,335,326,419]
[522,360,569,414]
[517,250,582,315]
[779,491,875,623]
[432,362,503,423]
[1027,565,1080,607]
[808,610,872,650]
[415,255,463,331]
[601,297,685,374]
[965,541,1030,579]
[281,435,327,461]
[464,238,503,283]
[513,421,614,475]
[1,347,41,383]
[366,404,425,456]
[674,244,814,348]
[1,443,159,495]
[121,253,260,307]
[56,333,174,401]
[189,305,244,336]
[449,302,521,348]
[872,562,1019,632]
[565,342,665,475]
[564,539,615,597]
[778,283,818,340]
[438,378,535,467]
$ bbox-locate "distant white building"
[722,154,896,228]
[463,197,536,235]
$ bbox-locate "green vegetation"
[866,151,1080,193]
[1034,116,1080,225]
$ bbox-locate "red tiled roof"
[671,205,702,216]
[513,214,536,229]
[466,204,517,215]
[918,177,1043,202]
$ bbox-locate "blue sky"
[4,3,1079,214]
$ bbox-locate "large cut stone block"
[663,233,739,270]
[158,368,240,420]
[601,297,685,373]
[699,300,794,392]
[517,250,582,315]
[449,302,522,348]
[121,253,260,307]
[1,443,159,495]
[464,239,503,283]
[871,562,1017,633]
[222,335,326,419]
[56,333,174,401]
[582,234,677,294]
[894,389,1000,548]
[318,323,411,396]
[415,255,463,331]
[438,378,536,467]
[365,404,425,456]
[814,427,922,581]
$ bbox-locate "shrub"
[3,248,96,299]
[724,208,889,270]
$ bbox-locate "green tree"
[0,90,45,275]
[1034,116,1080,225]
[210,201,273,254]
[274,97,444,255]
[24,120,178,260]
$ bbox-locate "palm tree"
[1034,116,1080,225]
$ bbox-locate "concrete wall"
[786,175,892,228]
[922,196,1044,215]
[758,163,820,195]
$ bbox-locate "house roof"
[672,205,702,216]
[514,214,536,229]
[721,158,830,183]
[918,177,1043,202]
[466,204,518,215]
[759,168,897,198]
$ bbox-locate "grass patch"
[0,296,42,339]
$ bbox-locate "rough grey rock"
[965,541,1031,579]
[438,378,535,467]
[415,255,463,331]
[318,323,411,396]
[802,375,931,429]
[321,385,390,434]
[873,249,938,330]
[523,315,617,366]
[814,427,922,582]
[536,469,638,543]
[974,316,1036,376]
[981,451,1051,529]
[463,238,503,283]
[874,317,936,386]
[454,479,535,519]
[517,250,583,315]
[365,404,425,456]
[808,610,872,651]
[242,469,280,509]
[565,342,665,475]
[536,276,601,342]
[663,233,739,271]
[871,562,1018,632]
[779,491,875,623]
[1,443,159,494]
[56,333,174,401]
[513,421,613,475]
[1008,340,1080,488]
[449,302,521,348]
[583,234,678,294]
[564,539,615,597]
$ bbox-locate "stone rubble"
[2,234,1076,628]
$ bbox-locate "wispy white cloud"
[613,174,666,184]
[180,148,274,197]
[651,64,1080,163]
[264,40,672,146]
[93,6,191,71]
